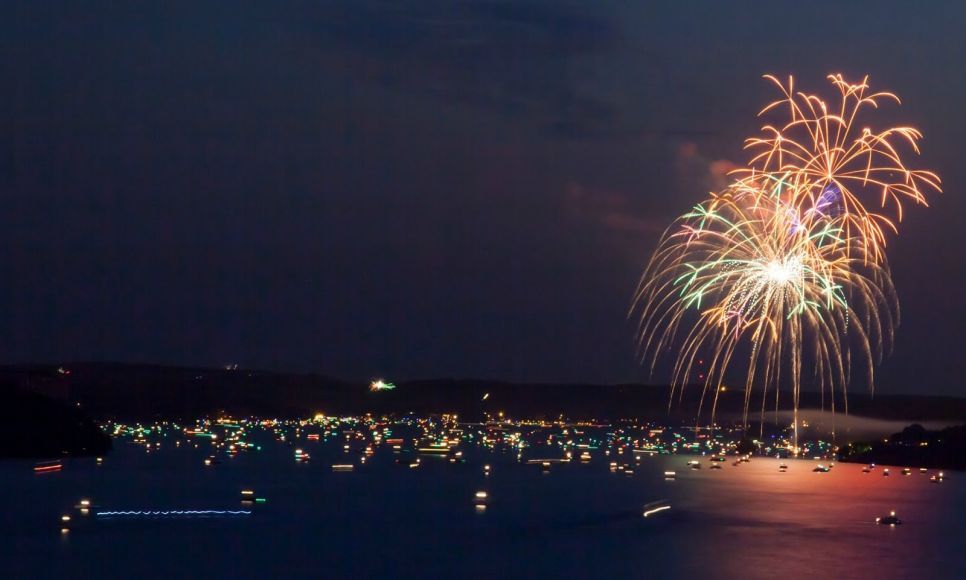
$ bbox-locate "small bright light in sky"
[370,379,396,391]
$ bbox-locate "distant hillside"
[0,385,111,459]
[0,362,352,420]
[841,423,966,470]
[2,362,965,423]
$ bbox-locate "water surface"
[4,440,964,579]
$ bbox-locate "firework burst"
[633,75,937,449]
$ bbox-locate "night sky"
[1,2,963,395]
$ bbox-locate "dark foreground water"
[3,440,965,579]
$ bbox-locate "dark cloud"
[316,0,616,57]
[310,0,625,139]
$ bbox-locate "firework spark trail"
[733,74,941,263]
[632,75,936,451]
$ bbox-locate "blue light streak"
[95,510,252,517]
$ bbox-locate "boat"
[876,510,902,526]
[34,460,62,474]
[642,500,671,518]
[417,444,450,454]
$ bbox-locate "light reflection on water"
[3,442,964,579]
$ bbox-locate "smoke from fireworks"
[632,75,940,450]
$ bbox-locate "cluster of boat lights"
[48,415,950,533]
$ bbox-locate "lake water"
[4,438,965,579]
